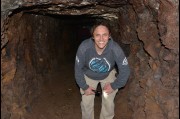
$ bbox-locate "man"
[75,21,130,119]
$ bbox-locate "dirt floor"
[24,63,131,119]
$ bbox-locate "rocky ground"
[23,63,100,119]
[24,63,132,119]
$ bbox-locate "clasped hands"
[83,83,114,96]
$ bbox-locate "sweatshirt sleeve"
[110,42,130,90]
[74,43,89,90]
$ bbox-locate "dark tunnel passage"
[1,0,179,119]
[2,13,132,119]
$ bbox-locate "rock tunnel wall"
[1,13,64,119]
[1,0,179,119]
[125,1,179,119]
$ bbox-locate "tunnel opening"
[2,11,132,119]
[1,1,179,119]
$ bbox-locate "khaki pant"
[80,69,118,119]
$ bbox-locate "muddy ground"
[24,63,132,119]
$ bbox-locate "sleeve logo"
[122,57,128,65]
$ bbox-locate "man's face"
[93,25,110,50]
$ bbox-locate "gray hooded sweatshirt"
[75,38,130,90]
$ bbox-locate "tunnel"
[1,0,179,119]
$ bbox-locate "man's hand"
[103,83,114,94]
[84,86,96,95]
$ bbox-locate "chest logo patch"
[89,58,110,73]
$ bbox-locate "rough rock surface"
[1,0,179,119]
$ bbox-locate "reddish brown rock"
[1,0,178,119]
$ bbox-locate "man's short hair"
[91,20,111,35]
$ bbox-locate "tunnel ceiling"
[3,0,129,20]
[1,0,130,49]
